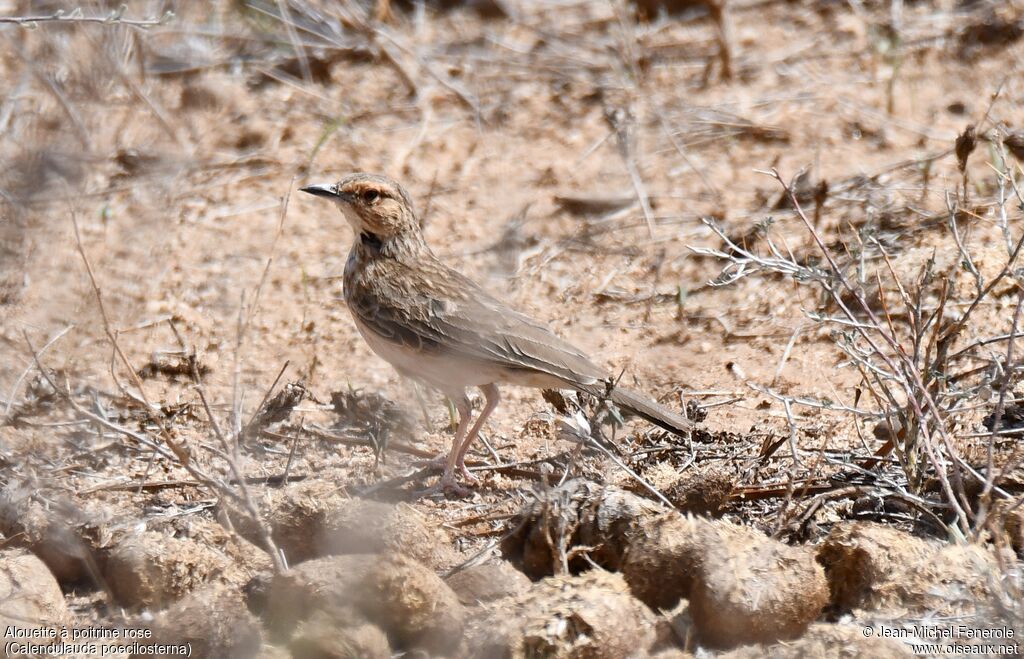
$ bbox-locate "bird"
[301,173,693,494]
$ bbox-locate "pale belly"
[350,315,568,397]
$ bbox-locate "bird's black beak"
[300,183,338,198]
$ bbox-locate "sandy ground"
[1,0,1023,650]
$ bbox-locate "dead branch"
[0,7,173,28]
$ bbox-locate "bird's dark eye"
[362,190,380,203]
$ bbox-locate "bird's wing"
[348,256,608,387]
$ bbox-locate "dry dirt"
[1,0,1024,657]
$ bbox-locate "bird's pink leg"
[453,384,500,482]
[431,394,474,496]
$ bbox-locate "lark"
[302,173,693,494]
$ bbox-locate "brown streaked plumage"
[301,173,693,494]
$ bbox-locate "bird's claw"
[415,455,479,486]
[416,472,474,498]
[415,453,448,470]
[459,463,479,484]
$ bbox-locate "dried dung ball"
[183,517,272,574]
[137,586,263,658]
[221,482,324,551]
[817,522,998,617]
[688,518,828,648]
[266,553,464,656]
[664,467,734,516]
[503,479,663,578]
[0,485,109,584]
[716,623,912,658]
[358,553,465,654]
[288,609,391,659]
[0,548,69,637]
[469,570,659,658]
[104,529,247,609]
[317,498,454,569]
[225,482,454,569]
[622,514,827,648]
[621,513,705,610]
[264,555,372,635]
[628,464,734,516]
[220,481,333,559]
[445,560,531,606]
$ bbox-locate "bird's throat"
[360,231,383,251]
[355,229,431,262]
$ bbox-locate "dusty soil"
[1,0,1024,656]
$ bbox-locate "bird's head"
[301,173,420,243]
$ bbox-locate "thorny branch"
[694,160,1024,533]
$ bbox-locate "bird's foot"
[415,470,475,498]
[416,452,447,470]
[417,454,480,484]
[457,461,479,484]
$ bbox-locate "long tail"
[605,386,694,436]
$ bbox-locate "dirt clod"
[688,522,829,648]
[226,482,455,569]
[664,466,734,515]
[138,586,263,659]
[266,553,465,656]
[288,609,392,659]
[620,513,704,610]
[817,521,999,617]
[503,479,663,578]
[0,484,107,584]
[104,529,254,609]
[622,514,827,648]
[445,560,532,606]
[0,549,69,638]
[469,570,659,658]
